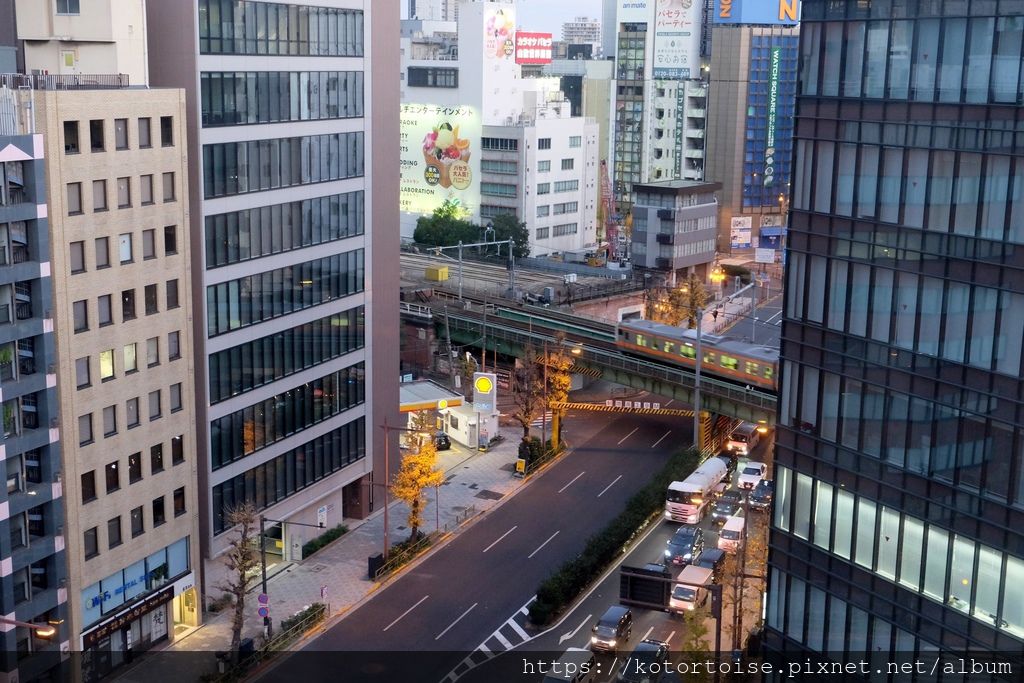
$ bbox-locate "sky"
[514,0,605,34]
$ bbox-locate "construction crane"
[598,159,621,260]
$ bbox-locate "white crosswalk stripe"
[492,630,513,649]
[530,411,553,427]
[446,597,537,682]
[508,619,529,640]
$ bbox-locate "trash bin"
[368,552,384,579]
[239,638,254,656]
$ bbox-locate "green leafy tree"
[391,439,444,542]
[214,503,260,662]
[511,343,545,439]
[413,199,478,247]
[676,608,712,682]
[489,214,531,258]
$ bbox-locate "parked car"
[694,547,727,583]
[591,605,633,653]
[711,490,743,524]
[617,639,669,682]
[749,479,774,511]
[737,461,768,490]
[433,431,452,450]
[664,525,705,566]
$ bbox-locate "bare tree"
[458,353,479,401]
[510,343,544,439]
[214,503,260,660]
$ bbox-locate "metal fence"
[207,604,328,682]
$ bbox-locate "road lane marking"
[664,399,674,407]
[493,630,513,649]
[597,475,622,498]
[508,619,529,640]
[382,594,428,632]
[435,602,478,641]
[528,531,560,559]
[642,626,654,641]
[483,525,517,553]
[617,427,639,445]
[559,613,592,644]
[765,310,783,324]
[665,630,676,644]
[651,431,671,448]
[558,471,585,493]
[478,643,492,656]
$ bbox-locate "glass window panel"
[937,18,966,102]
[826,597,847,654]
[812,480,833,550]
[854,498,876,569]
[948,535,976,612]
[785,576,805,642]
[876,507,900,580]
[842,22,865,97]
[1003,555,1024,639]
[922,526,948,601]
[833,490,854,560]
[911,19,940,101]
[899,515,924,591]
[863,21,889,97]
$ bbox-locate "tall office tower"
[0,85,69,682]
[561,17,601,57]
[146,1,399,598]
[704,23,798,254]
[766,0,1024,664]
[10,1,203,677]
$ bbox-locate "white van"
[669,565,714,612]
[718,514,746,554]
[727,423,760,455]
[541,647,597,683]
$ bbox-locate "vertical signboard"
[730,216,753,249]
[515,32,553,64]
[674,84,686,178]
[484,7,516,62]
[653,0,701,79]
[399,104,482,216]
[763,46,781,188]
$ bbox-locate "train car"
[615,319,778,391]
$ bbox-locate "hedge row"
[528,447,701,626]
[301,524,348,559]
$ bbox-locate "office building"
[767,0,1024,663]
[0,84,69,683]
[146,0,399,594]
[628,180,719,281]
[561,16,601,57]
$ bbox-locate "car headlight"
[683,553,692,560]
[608,640,616,647]
[591,636,598,644]
[664,550,671,557]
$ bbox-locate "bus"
[726,422,760,456]
[665,457,728,524]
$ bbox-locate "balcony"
[15,301,32,320]
[656,233,675,245]
[655,257,673,270]
[11,244,29,264]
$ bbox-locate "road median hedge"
[528,447,701,626]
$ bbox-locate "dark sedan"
[664,526,704,566]
[749,479,774,511]
[617,639,669,683]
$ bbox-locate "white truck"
[669,565,714,612]
[665,457,728,524]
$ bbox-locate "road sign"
[257,593,269,604]
[258,607,269,618]
[317,505,328,529]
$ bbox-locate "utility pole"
[443,306,455,389]
[508,237,515,300]
[693,306,703,451]
[457,240,464,300]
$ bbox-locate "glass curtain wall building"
[767,0,1024,666]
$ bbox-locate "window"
[553,222,578,236]
[123,343,137,373]
[406,66,458,87]
[128,452,142,483]
[117,177,131,208]
[107,517,122,549]
[70,241,86,273]
[104,461,119,493]
[98,294,112,326]
[537,160,551,172]
[114,119,128,150]
[67,182,83,214]
[148,390,161,420]
[480,137,518,151]
[168,331,181,360]
[92,180,107,211]
[150,444,164,473]
[166,280,179,309]
[553,201,578,215]
[537,205,550,217]
[79,414,93,445]
[138,118,151,148]
[131,506,144,537]
[173,487,186,517]
[140,174,153,204]
[121,289,136,321]
[119,233,133,263]
[99,349,114,381]
[537,183,550,195]
[73,300,88,332]
[95,237,109,268]
[126,397,139,428]
[81,471,96,503]
[162,172,175,201]
[89,120,104,152]
[171,435,184,465]
[75,357,90,389]
[480,159,518,175]
[152,497,166,526]
[142,229,156,260]
[538,138,552,149]
[554,180,579,192]
[147,337,159,366]
[170,383,182,412]
[163,226,177,255]
[64,121,80,153]
[160,116,173,147]
[102,405,116,437]
[569,136,582,148]
[561,158,574,170]
[84,527,98,560]
[145,284,159,315]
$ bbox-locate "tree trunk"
[230,590,245,662]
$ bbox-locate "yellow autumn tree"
[390,436,444,542]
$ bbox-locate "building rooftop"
[400,379,464,413]
[0,72,130,90]
[634,179,723,194]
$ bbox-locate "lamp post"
[0,617,56,638]
[457,240,464,300]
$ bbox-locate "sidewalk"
[113,424,527,682]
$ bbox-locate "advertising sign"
[399,103,481,216]
[653,0,701,79]
[730,216,752,249]
[763,46,781,187]
[484,7,516,62]
[516,32,553,64]
[617,0,651,24]
[714,0,800,25]
[473,373,498,414]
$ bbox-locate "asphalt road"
[263,413,691,683]
[722,296,783,348]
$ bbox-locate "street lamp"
[0,617,56,638]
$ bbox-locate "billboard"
[763,46,781,187]
[714,0,800,24]
[653,0,701,79]
[730,216,752,249]
[399,103,481,216]
[617,0,651,24]
[516,32,553,64]
[484,7,516,62]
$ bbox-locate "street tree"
[546,332,575,448]
[676,608,712,683]
[510,343,545,439]
[458,353,478,401]
[645,272,711,328]
[489,214,531,258]
[390,437,444,542]
[413,199,478,247]
[215,502,260,661]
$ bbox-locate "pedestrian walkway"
[113,424,528,683]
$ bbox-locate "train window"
[720,355,739,370]
[745,361,760,376]
[705,352,717,366]
[679,346,696,360]
[764,366,775,380]
[663,341,676,354]
[636,334,648,347]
